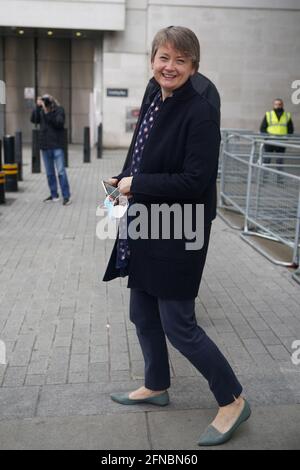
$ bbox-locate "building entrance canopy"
[0,0,125,31]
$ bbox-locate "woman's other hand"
[107,178,118,187]
[118,176,133,196]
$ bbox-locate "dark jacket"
[30,105,65,150]
[121,73,220,172]
[103,74,221,300]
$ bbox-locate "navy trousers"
[129,288,243,407]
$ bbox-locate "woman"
[103,26,251,446]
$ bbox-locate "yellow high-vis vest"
[266,110,291,135]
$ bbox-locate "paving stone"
[90,345,108,363]
[110,352,130,371]
[0,413,150,450]
[25,374,46,386]
[148,405,300,450]
[0,387,40,420]
[243,338,269,355]
[0,147,300,448]
[266,345,292,362]
[2,366,27,387]
[88,363,109,383]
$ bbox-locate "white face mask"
[104,195,129,219]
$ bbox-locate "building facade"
[0,0,299,147]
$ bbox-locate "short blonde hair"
[151,26,200,71]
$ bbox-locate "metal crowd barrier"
[219,133,259,227]
[242,140,300,267]
[259,138,300,178]
[292,267,300,284]
[219,133,300,268]
[218,129,300,178]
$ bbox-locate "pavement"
[0,145,299,450]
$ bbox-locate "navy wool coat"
[103,74,221,300]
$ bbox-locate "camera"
[41,95,52,107]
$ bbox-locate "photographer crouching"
[30,94,71,205]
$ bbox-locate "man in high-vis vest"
[260,98,294,170]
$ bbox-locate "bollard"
[15,130,23,181]
[3,163,18,191]
[97,123,103,159]
[63,128,68,168]
[32,129,41,173]
[4,136,18,191]
[0,170,5,203]
[0,142,5,203]
[3,135,15,164]
[83,126,90,163]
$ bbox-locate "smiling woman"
[152,44,195,101]
[151,26,200,70]
[150,26,200,101]
[103,26,251,447]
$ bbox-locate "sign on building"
[126,107,140,132]
[107,88,128,98]
[24,87,35,100]
[0,80,5,105]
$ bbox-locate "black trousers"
[263,145,285,183]
[264,144,285,166]
[129,288,243,407]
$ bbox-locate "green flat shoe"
[110,390,170,407]
[197,399,251,447]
